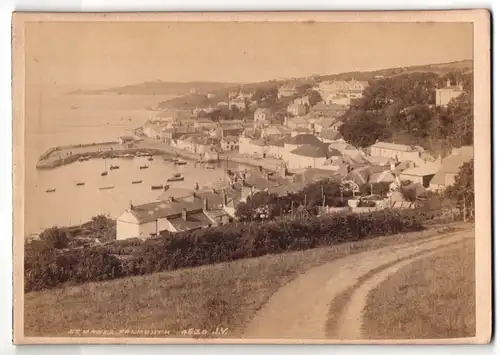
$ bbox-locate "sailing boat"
[101,158,108,176]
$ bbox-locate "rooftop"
[319,129,342,141]
[290,143,331,158]
[371,141,424,152]
[400,163,441,177]
[285,134,324,147]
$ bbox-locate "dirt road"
[243,228,473,340]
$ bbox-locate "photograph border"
[11,9,492,345]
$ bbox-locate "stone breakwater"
[36,141,204,170]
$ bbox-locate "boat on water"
[78,156,86,162]
[151,185,165,190]
[45,188,56,193]
[76,182,85,186]
[124,154,135,159]
[99,186,114,190]
[132,180,142,184]
[139,165,149,170]
[148,157,154,161]
[173,173,182,178]
[206,165,216,170]
[167,175,185,182]
[110,165,120,170]
[174,160,187,166]
[101,159,108,176]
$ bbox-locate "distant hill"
[157,59,473,111]
[69,81,239,96]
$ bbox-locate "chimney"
[259,165,263,173]
[129,200,134,211]
[221,190,228,206]
[192,191,197,198]
[182,208,187,221]
[203,197,209,211]
[169,196,175,202]
[447,79,451,87]
[212,188,217,194]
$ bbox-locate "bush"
[39,226,69,249]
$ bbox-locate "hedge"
[25,208,436,293]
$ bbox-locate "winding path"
[243,229,473,340]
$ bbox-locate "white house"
[435,80,464,107]
[238,136,266,157]
[254,108,273,129]
[116,191,234,240]
[369,141,425,165]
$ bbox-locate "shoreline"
[36,140,282,172]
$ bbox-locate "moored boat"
[99,186,114,190]
[167,175,184,182]
[151,185,165,190]
[139,165,149,170]
[46,188,56,193]
[110,165,120,170]
[174,160,187,166]
[76,182,85,186]
[132,180,142,184]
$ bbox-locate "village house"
[220,136,239,151]
[217,101,229,107]
[429,146,473,191]
[117,135,136,145]
[318,129,342,143]
[369,141,425,165]
[435,80,464,107]
[254,108,273,129]
[228,99,247,111]
[286,102,308,116]
[313,118,336,133]
[294,96,310,106]
[284,116,314,131]
[323,93,352,106]
[238,136,267,157]
[278,84,298,98]
[260,125,291,138]
[309,103,348,119]
[287,143,335,170]
[314,79,368,101]
[206,93,216,99]
[399,162,441,188]
[266,136,288,159]
[209,123,245,139]
[116,190,234,240]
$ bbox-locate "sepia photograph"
[12,11,491,345]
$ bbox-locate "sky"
[24,21,474,88]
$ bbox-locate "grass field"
[24,225,463,338]
[362,238,475,339]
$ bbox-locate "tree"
[39,226,69,249]
[306,90,323,107]
[235,191,280,222]
[446,92,473,147]
[338,111,390,148]
[445,160,474,222]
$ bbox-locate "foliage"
[305,90,323,107]
[338,110,391,148]
[39,226,69,249]
[336,71,473,151]
[445,160,474,222]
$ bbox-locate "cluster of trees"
[445,160,474,222]
[338,71,473,151]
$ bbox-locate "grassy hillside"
[24,226,461,337]
[70,81,239,96]
[363,237,475,339]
